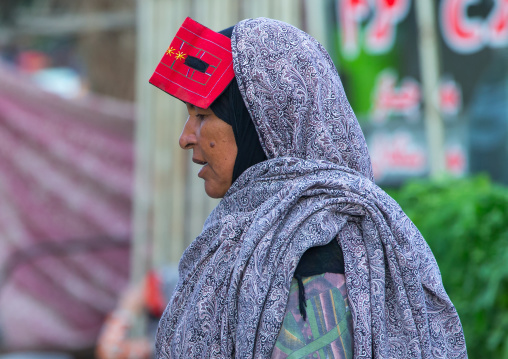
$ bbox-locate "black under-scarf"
[210,26,267,183]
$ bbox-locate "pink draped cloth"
[0,62,133,350]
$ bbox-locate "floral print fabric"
[155,18,467,358]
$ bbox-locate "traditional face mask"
[149,17,235,109]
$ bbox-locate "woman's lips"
[197,163,208,178]
[193,158,208,178]
[192,158,207,165]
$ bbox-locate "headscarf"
[211,26,267,183]
[156,18,467,358]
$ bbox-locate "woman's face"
[179,103,238,198]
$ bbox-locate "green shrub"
[386,175,508,358]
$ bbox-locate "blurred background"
[0,0,506,358]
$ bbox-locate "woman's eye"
[196,114,206,121]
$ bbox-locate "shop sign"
[364,124,468,183]
[337,0,508,58]
[440,0,508,54]
[339,0,411,59]
[371,70,462,123]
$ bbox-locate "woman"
[149,17,467,358]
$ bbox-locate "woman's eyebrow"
[187,103,209,113]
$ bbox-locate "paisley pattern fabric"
[155,18,467,358]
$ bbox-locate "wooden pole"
[131,0,153,290]
[302,0,328,45]
[129,0,156,337]
[415,0,446,177]
[151,0,189,269]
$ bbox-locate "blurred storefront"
[332,0,508,186]
[0,0,506,356]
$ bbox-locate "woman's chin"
[204,182,228,199]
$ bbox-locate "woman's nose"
[179,116,197,149]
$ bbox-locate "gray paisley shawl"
[155,18,467,358]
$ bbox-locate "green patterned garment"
[272,273,353,359]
